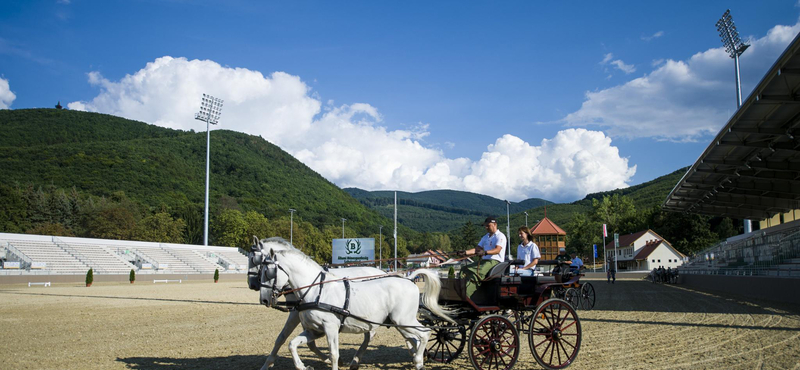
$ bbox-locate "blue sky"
[2,1,799,202]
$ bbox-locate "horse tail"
[408,269,456,324]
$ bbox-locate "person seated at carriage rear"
[459,217,507,301]
[569,253,584,274]
[512,226,540,277]
[551,247,572,283]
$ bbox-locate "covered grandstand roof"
[663,32,800,219]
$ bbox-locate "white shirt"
[516,241,541,268]
[478,230,507,263]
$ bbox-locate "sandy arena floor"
[1,277,799,370]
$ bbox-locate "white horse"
[249,237,385,370]
[261,245,454,370]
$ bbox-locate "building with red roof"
[604,229,686,271]
[529,216,566,261]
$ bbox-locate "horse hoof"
[349,363,360,370]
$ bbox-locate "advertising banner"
[2,261,20,269]
[332,238,375,265]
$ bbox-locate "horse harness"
[260,258,430,330]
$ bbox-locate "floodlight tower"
[524,212,528,227]
[341,218,347,238]
[505,200,511,261]
[289,209,296,245]
[195,94,223,246]
[716,9,752,233]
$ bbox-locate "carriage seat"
[485,261,511,281]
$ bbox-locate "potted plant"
[214,268,219,283]
[85,268,93,287]
[129,269,135,284]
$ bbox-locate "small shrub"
[129,269,135,283]
[86,268,94,286]
[214,268,219,282]
[448,266,455,279]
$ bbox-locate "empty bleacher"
[57,241,136,274]
[0,233,249,276]
[130,245,198,274]
[7,240,88,274]
[168,248,225,273]
[210,249,248,271]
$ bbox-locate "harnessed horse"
[248,237,385,370]
[254,240,454,370]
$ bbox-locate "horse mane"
[275,248,321,270]
[261,237,296,251]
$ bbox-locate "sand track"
[0,278,798,370]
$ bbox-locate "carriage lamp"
[195,93,223,246]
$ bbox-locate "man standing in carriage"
[457,216,507,301]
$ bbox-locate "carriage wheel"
[529,299,581,370]
[579,283,596,310]
[426,319,466,363]
[564,288,580,309]
[468,315,519,370]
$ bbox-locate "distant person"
[514,226,540,276]
[570,253,584,273]
[552,247,572,282]
[607,258,616,284]
[458,217,507,300]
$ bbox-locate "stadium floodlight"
[341,218,347,238]
[716,9,750,108]
[379,225,383,270]
[195,94,223,246]
[524,212,528,227]
[289,209,297,245]
[717,9,751,234]
[505,200,511,261]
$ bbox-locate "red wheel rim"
[468,315,519,370]
[529,299,581,369]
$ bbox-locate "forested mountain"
[0,109,414,262]
[344,188,549,233]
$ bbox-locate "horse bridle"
[248,246,289,306]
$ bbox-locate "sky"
[2,1,800,203]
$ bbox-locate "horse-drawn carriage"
[249,237,591,370]
[420,258,591,370]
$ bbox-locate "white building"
[604,229,686,271]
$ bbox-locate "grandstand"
[0,232,248,276]
[680,220,800,277]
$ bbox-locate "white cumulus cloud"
[69,56,635,202]
[0,76,16,109]
[565,20,800,141]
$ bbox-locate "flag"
[593,244,597,258]
[603,224,607,237]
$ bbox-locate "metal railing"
[683,225,800,277]
[5,243,33,268]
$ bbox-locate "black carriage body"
[425,260,584,370]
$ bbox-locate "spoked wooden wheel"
[564,288,580,309]
[426,319,466,363]
[579,283,596,310]
[528,299,581,370]
[468,315,519,370]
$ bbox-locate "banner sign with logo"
[332,238,375,264]
[593,244,597,258]
[3,261,20,269]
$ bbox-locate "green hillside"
[344,188,548,232]
[345,168,687,234]
[507,167,689,231]
[0,109,413,254]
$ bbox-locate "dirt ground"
[1,277,799,370]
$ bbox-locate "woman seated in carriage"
[512,226,540,276]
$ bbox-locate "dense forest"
[0,109,740,262]
[0,109,417,263]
